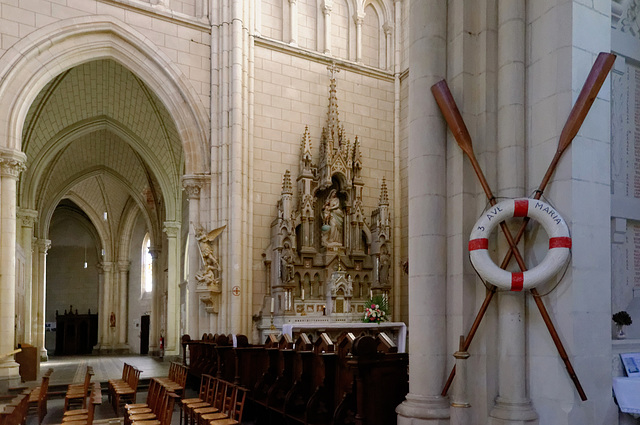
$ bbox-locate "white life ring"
[468,198,571,291]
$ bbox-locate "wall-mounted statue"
[194,225,225,313]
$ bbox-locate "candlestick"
[270,297,275,313]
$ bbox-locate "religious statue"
[322,189,344,245]
[379,250,391,285]
[195,225,225,290]
[281,248,295,284]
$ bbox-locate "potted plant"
[613,311,632,339]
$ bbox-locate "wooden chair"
[130,384,179,425]
[200,386,247,425]
[180,374,215,425]
[108,363,134,403]
[28,368,54,423]
[187,377,222,425]
[61,383,102,425]
[64,367,94,411]
[124,379,164,425]
[111,366,141,414]
[156,362,188,397]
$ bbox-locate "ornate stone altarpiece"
[260,66,392,336]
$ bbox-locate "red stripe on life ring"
[549,237,572,249]
[513,199,529,217]
[511,272,524,291]
[468,238,489,251]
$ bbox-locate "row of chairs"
[182,375,247,425]
[123,378,179,425]
[64,367,94,412]
[59,383,102,425]
[155,362,188,397]
[107,363,142,414]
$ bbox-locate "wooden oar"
[436,52,615,398]
[431,62,602,401]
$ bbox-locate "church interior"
[0,0,640,424]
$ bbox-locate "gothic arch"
[0,15,210,176]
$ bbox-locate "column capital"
[382,22,393,35]
[17,208,38,228]
[148,247,161,260]
[100,261,115,273]
[322,0,332,14]
[289,0,297,4]
[163,221,181,238]
[182,174,208,200]
[118,260,131,272]
[35,239,51,254]
[354,13,365,25]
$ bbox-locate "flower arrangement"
[363,294,389,324]
[613,311,633,326]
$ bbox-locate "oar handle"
[431,80,474,158]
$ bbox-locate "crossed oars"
[431,52,616,401]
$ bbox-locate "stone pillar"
[383,23,393,70]
[148,247,161,353]
[354,13,364,63]
[117,261,130,348]
[0,151,25,380]
[396,1,449,424]
[289,0,298,45]
[487,2,537,424]
[322,1,332,54]
[17,209,37,345]
[163,221,181,355]
[101,262,114,349]
[34,239,50,361]
[183,177,203,338]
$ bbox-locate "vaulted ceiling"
[19,58,183,247]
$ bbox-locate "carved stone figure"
[322,189,344,245]
[195,225,225,289]
[281,248,295,284]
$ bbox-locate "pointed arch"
[0,15,209,176]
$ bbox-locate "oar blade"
[431,80,474,157]
[558,52,616,153]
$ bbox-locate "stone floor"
[23,354,185,425]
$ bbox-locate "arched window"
[142,233,153,294]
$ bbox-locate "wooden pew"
[305,333,337,425]
[346,335,408,425]
[0,390,30,425]
[282,334,314,424]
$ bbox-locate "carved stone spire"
[300,126,313,173]
[282,170,293,195]
[379,177,389,206]
[326,63,341,144]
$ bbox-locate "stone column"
[149,247,161,353]
[396,1,449,424]
[183,176,204,338]
[101,262,114,350]
[322,1,332,54]
[17,209,37,345]
[163,221,181,355]
[354,13,364,63]
[0,151,25,381]
[34,239,50,361]
[383,23,393,70]
[289,0,298,45]
[117,261,130,348]
[487,2,537,424]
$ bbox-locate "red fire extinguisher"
[159,334,165,358]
